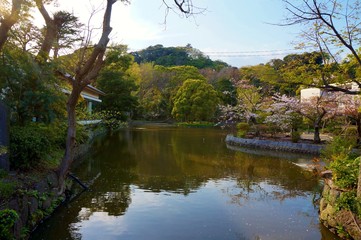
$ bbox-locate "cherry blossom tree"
[264,94,300,133]
[337,94,361,143]
[218,80,271,136]
[265,93,339,143]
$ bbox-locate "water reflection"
[30,126,339,240]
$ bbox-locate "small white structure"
[300,88,323,102]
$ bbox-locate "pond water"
[30,126,339,240]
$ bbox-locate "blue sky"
[45,0,307,67]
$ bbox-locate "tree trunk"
[356,117,361,145]
[358,163,361,198]
[37,22,58,61]
[57,86,81,192]
[0,0,23,51]
[314,124,321,144]
[35,0,61,62]
[56,0,116,191]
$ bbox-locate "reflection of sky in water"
[71,179,320,240]
[30,127,339,240]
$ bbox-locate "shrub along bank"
[0,122,107,239]
[319,137,361,239]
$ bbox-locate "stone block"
[320,198,327,212]
[320,209,328,221]
[329,189,341,205]
[47,172,59,188]
[327,215,338,228]
[42,197,52,210]
[8,198,19,212]
[35,180,49,194]
[28,196,38,216]
[18,196,29,228]
[325,204,336,216]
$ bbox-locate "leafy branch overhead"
[282,0,361,93]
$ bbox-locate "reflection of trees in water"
[85,187,132,217]
[31,127,324,240]
[75,128,320,209]
[221,150,321,206]
[137,176,204,195]
[57,185,132,240]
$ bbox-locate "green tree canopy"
[172,79,219,122]
[97,45,139,120]
[131,44,228,69]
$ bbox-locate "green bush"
[321,136,356,162]
[40,121,67,148]
[99,110,125,131]
[236,122,250,138]
[75,124,90,144]
[322,136,360,189]
[9,121,90,169]
[335,190,361,217]
[10,124,51,169]
[330,156,360,189]
[291,131,301,143]
[0,209,18,240]
[0,181,16,199]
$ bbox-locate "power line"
[205,53,299,57]
[203,48,303,54]
[128,46,321,58]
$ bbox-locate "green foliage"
[99,110,127,131]
[0,169,8,179]
[172,79,220,122]
[330,156,360,189]
[0,181,16,199]
[321,136,356,162]
[236,122,250,137]
[239,64,286,95]
[30,209,44,227]
[132,44,228,69]
[137,62,225,120]
[20,227,30,240]
[9,120,90,169]
[214,79,237,106]
[0,209,19,240]
[75,124,90,145]
[335,190,361,219]
[97,46,139,117]
[9,124,52,169]
[322,137,359,189]
[291,131,301,143]
[0,47,66,125]
[342,127,358,144]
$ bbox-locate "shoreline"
[225,134,324,155]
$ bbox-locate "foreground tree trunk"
[313,124,321,144]
[57,0,116,192]
[57,87,81,189]
[0,0,24,51]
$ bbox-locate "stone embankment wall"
[320,178,361,239]
[225,135,324,154]
[1,126,105,239]
[1,171,65,239]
